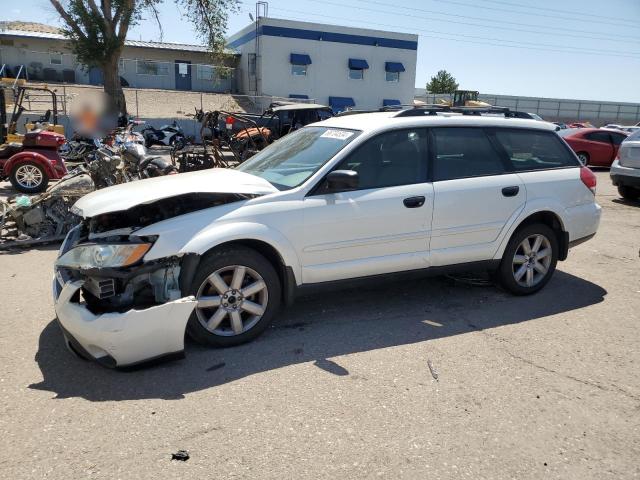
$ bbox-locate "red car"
[558,128,627,167]
[0,130,68,193]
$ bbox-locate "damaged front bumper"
[53,279,196,368]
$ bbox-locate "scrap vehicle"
[0,86,69,193]
[3,85,66,143]
[437,90,492,108]
[0,147,123,248]
[173,102,334,171]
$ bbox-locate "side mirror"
[326,170,358,192]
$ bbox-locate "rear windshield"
[625,129,640,142]
[557,128,582,137]
[494,129,580,170]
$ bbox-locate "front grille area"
[84,277,116,299]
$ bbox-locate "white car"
[611,129,640,200]
[53,110,601,368]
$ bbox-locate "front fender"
[4,151,57,178]
[142,220,302,285]
[492,199,568,260]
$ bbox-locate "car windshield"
[236,126,360,189]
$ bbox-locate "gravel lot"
[0,170,638,479]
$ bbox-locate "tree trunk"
[102,54,127,116]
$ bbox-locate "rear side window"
[432,128,506,181]
[585,131,611,143]
[494,129,579,171]
[609,132,626,146]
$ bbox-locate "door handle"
[501,186,519,197]
[403,196,426,208]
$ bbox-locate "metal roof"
[0,28,213,53]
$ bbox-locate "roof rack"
[335,104,534,119]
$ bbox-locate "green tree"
[426,70,459,94]
[49,0,239,116]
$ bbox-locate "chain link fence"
[416,93,640,126]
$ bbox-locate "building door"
[174,60,192,91]
[88,67,103,86]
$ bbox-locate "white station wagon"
[53,108,601,367]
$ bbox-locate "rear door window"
[494,129,580,171]
[431,128,506,181]
[585,131,612,143]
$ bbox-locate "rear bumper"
[53,279,196,368]
[610,159,640,187]
[565,201,601,244]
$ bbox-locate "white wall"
[260,36,416,109]
[227,18,418,110]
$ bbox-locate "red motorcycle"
[0,130,68,193]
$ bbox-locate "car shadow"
[29,270,607,401]
[612,198,640,207]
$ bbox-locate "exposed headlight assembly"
[56,243,152,269]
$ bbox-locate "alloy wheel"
[195,265,268,336]
[15,164,44,189]
[512,234,552,288]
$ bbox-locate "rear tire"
[577,152,589,166]
[497,224,558,295]
[618,185,640,200]
[186,246,281,347]
[9,161,49,193]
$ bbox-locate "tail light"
[225,117,235,130]
[580,166,597,194]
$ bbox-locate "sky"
[4,0,640,102]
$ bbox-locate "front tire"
[497,224,558,295]
[618,185,640,200]
[10,161,49,193]
[186,246,282,347]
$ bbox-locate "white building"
[227,18,418,112]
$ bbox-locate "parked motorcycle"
[60,135,100,163]
[119,142,178,179]
[141,121,185,148]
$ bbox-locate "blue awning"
[383,99,401,106]
[289,94,309,99]
[290,53,312,65]
[385,62,405,73]
[348,58,369,70]
[329,96,355,112]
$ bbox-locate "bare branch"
[145,2,164,41]
[87,0,113,37]
[48,0,88,41]
[116,0,135,42]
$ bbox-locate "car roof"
[318,111,557,134]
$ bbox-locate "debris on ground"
[171,450,190,461]
[427,359,439,381]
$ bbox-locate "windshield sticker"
[321,129,354,140]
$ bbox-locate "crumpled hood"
[73,168,278,218]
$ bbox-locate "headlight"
[56,243,151,269]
